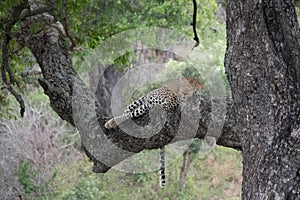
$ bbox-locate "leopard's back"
[146,87,179,110]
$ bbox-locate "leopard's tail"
[159,146,166,187]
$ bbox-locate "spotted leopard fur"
[105,77,203,129]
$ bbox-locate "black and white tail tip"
[159,147,166,187]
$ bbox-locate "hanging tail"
[159,147,166,187]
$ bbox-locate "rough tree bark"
[225,0,300,199]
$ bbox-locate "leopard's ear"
[178,76,185,82]
[176,76,187,86]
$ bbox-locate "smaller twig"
[2,34,10,84]
[1,1,27,87]
[2,32,20,86]
[6,85,25,117]
[1,84,10,90]
[61,0,76,51]
[191,0,200,49]
[1,33,24,117]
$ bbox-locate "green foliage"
[0,95,15,119]
[17,161,38,194]
[53,160,108,200]
[68,0,221,70]
[17,160,57,199]
[63,176,106,200]
[187,139,202,154]
[133,173,149,183]
[113,51,132,70]
[0,0,24,18]
[50,146,242,200]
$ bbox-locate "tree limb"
[191,0,199,49]
[1,0,29,117]
[61,0,76,50]
[6,86,25,118]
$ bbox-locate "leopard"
[105,77,204,129]
[105,77,204,187]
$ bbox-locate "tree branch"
[191,0,199,49]
[1,0,29,117]
[61,0,76,50]
[6,86,26,117]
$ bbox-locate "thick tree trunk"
[225,0,300,199]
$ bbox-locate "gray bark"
[93,64,123,115]
[225,0,300,199]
